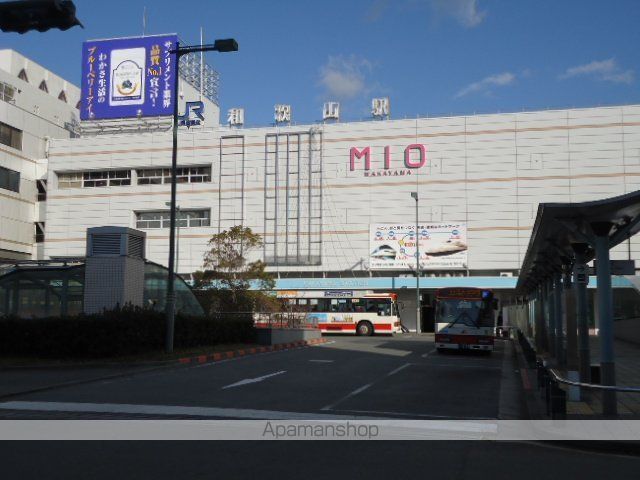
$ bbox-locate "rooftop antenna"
[142,6,147,36]
[200,26,204,101]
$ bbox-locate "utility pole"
[411,192,421,334]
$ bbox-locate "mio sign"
[350,144,427,177]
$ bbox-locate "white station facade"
[1,39,640,331]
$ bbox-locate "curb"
[176,337,328,365]
[0,338,328,402]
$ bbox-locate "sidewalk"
[565,336,640,417]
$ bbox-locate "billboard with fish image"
[369,223,468,270]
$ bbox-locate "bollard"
[545,373,552,414]
[550,379,567,419]
[536,361,545,389]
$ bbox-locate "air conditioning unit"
[500,272,513,277]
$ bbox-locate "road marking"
[222,370,286,390]
[0,401,383,420]
[321,363,411,411]
[312,340,336,347]
[386,363,411,377]
[424,363,502,370]
[309,360,334,363]
[422,348,437,358]
[331,408,497,421]
[321,383,373,411]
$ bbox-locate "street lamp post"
[165,38,238,353]
[165,202,181,277]
[411,192,421,334]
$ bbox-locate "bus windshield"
[437,298,493,328]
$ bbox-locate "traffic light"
[0,0,83,34]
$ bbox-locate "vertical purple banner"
[80,34,177,120]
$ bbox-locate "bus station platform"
[564,336,640,417]
[518,334,640,418]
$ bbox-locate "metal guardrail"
[515,327,640,418]
[548,368,640,393]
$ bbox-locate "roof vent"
[86,226,146,259]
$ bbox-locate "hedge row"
[0,307,255,359]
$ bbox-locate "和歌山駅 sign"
[369,223,468,270]
[80,34,177,121]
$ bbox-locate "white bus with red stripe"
[434,287,497,353]
[276,290,403,336]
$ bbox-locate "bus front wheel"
[356,321,374,336]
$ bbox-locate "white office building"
[0,49,80,261]
[2,47,640,331]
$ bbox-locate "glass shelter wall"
[0,262,204,318]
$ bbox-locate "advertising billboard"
[80,34,177,120]
[369,223,468,270]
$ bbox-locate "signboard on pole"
[80,34,178,120]
[369,223,468,270]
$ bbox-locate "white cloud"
[429,0,486,27]
[365,0,390,22]
[318,55,374,100]
[559,58,634,84]
[366,0,486,28]
[455,72,516,98]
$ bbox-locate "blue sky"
[2,0,639,126]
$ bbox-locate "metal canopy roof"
[517,190,640,294]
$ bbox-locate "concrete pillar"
[592,222,616,416]
[565,269,578,369]
[563,262,580,400]
[553,272,564,366]
[573,244,591,384]
[535,286,546,352]
[546,277,557,358]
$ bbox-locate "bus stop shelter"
[516,190,640,416]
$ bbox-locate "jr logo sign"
[178,101,204,128]
[349,144,427,177]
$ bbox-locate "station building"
[1,46,640,331]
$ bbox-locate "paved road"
[0,335,518,420]
[1,335,639,479]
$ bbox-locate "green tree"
[193,226,279,313]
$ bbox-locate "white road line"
[321,363,411,411]
[309,360,334,363]
[421,348,437,358]
[321,383,373,411]
[0,401,383,420]
[312,340,336,347]
[222,370,286,390]
[331,408,497,421]
[425,363,502,370]
[386,363,411,377]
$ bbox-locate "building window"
[135,210,211,229]
[35,223,45,243]
[39,80,48,93]
[0,165,20,193]
[58,170,131,189]
[57,172,82,189]
[58,90,67,103]
[136,166,211,185]
[0,81,16,103]
[37,179,47,201]
[0,121,22,150]
[18,69,28,83]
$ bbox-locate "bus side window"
[310,299,319,312]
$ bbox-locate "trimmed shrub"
[0,306,255,359]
